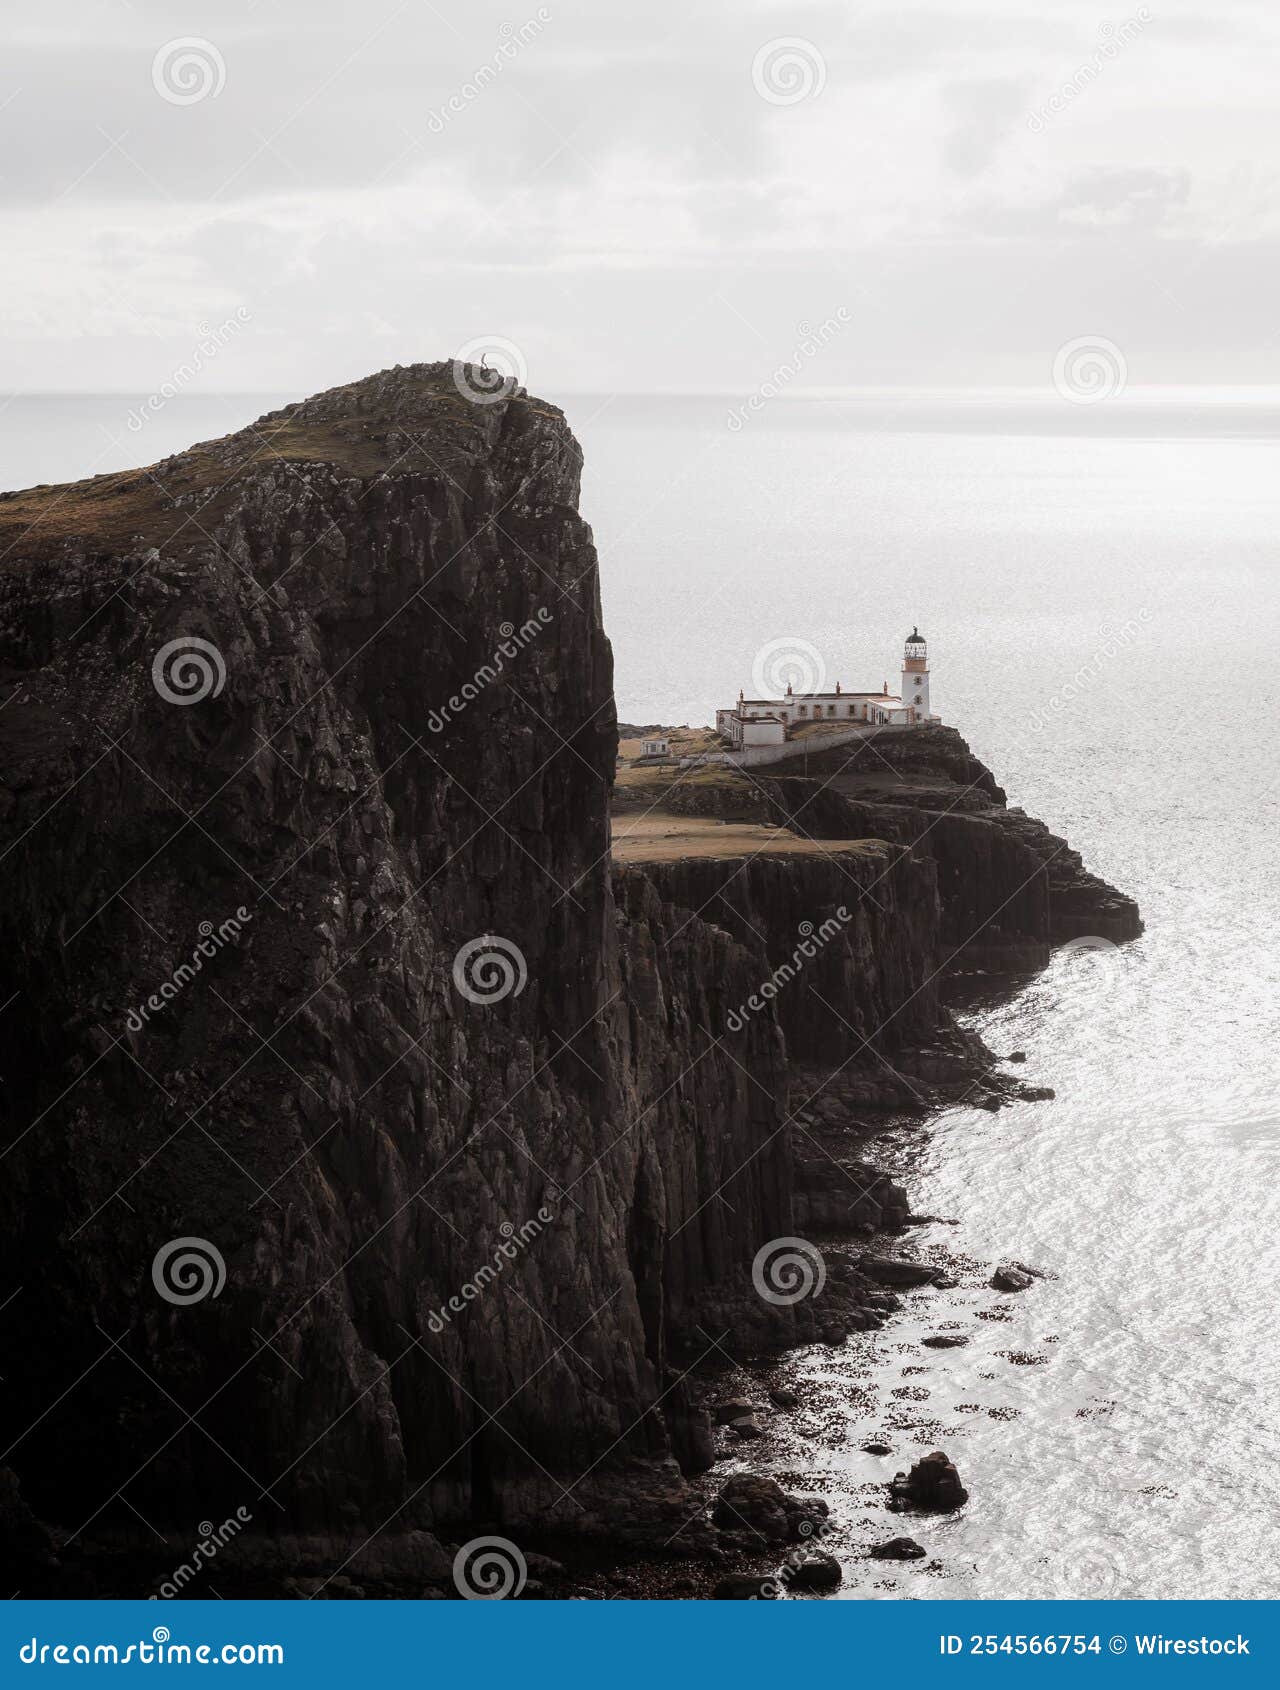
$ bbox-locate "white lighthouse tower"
[901,627,931,722]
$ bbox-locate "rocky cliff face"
[764,729,1141,971]
[0,365,1138,1595]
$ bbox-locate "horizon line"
[10,382,1280,402]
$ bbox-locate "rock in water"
[870,1537,927,1561]
[991,1264,1036,1292]
[788,1552,842,1590]
[888,1450,969,1512]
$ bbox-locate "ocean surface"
[4,389,1278,1599]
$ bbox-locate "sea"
[3,388,1278,1599]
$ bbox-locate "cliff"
[615,728,1140,972]
[0,365,1138,1596]
[768,729,1140,966]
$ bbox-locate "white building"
[638,735,670,758]
[716,629,938,750]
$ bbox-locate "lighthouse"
[713,623,940,750]
[901,627,930,722]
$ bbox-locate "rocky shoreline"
[0,364,1139,1599]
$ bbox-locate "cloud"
[942,78,1032,178]
[1,0,1278,389]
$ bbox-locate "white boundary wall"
[681,724,890,769]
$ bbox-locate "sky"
[2,0,1278,398]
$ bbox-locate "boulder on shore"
[713,1575,778,1600]
[788,1552,843,1590]
[859,1254,939,1288]
[888,1450,968,1513]
[728,1416,765,1441]
[991,1263,1035,1292]
[870,1536,927,1561]
[713,1398,758,1425]
[712,1475,828,1543]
